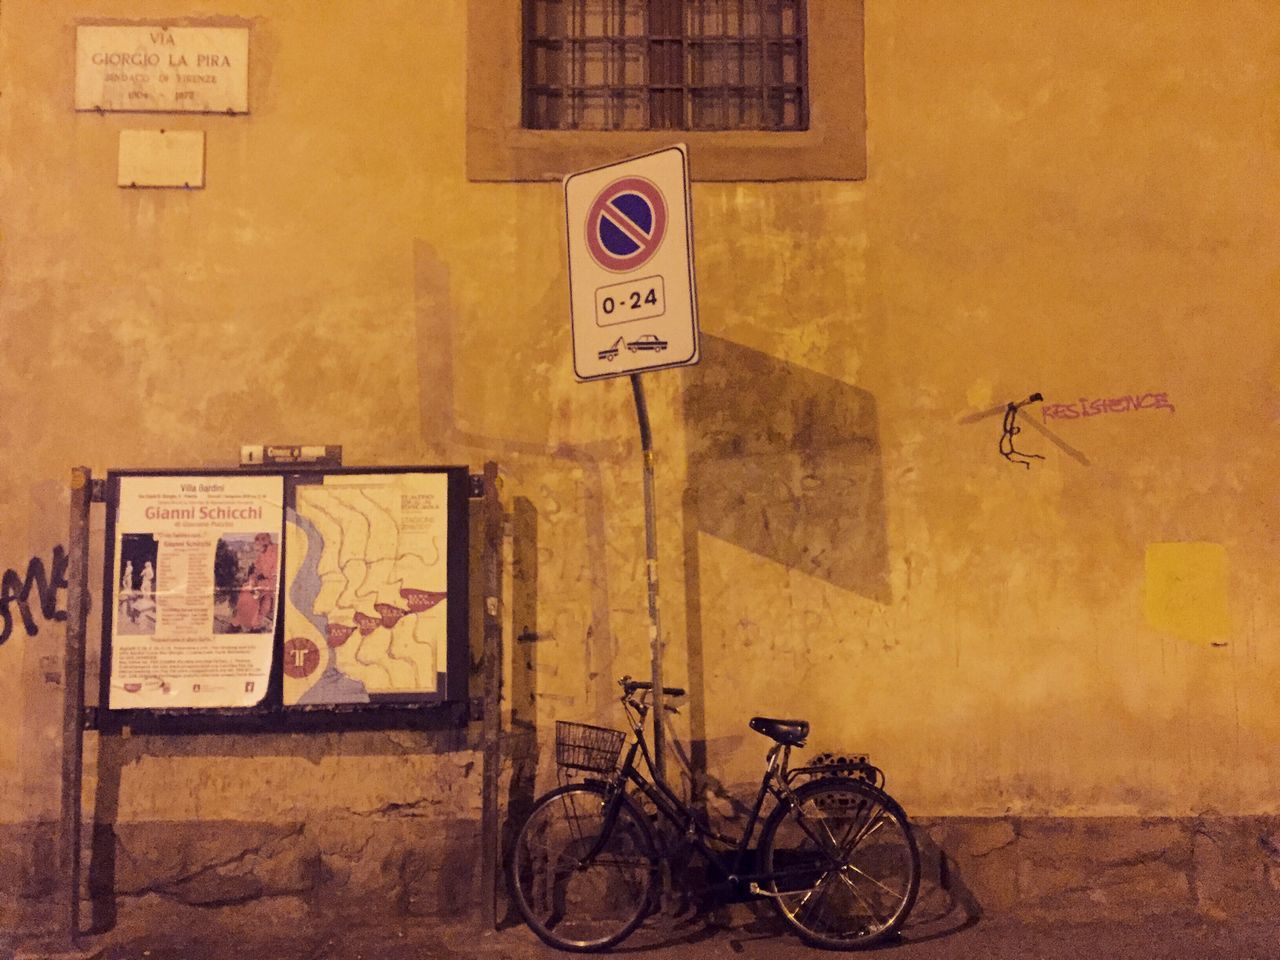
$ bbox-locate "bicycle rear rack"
[785,751,885,790]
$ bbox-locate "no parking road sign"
[585,177,668,272]
[565,145,699,382]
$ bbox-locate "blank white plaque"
[118,130,205,188]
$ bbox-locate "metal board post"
[60,468,93,948]
[20,467,102,960]
[479,461,503,930]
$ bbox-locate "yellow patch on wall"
[1143,542,1230,644]
[966,378,995,410]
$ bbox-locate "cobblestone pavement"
[8,899,1280,960]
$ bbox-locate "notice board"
[99,467,470,729]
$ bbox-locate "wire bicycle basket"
[555,720,626,774]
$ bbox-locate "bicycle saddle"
[748,716,809,746]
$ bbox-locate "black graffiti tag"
[0,546,69,644]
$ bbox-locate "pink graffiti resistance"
[1042,393,1175,421]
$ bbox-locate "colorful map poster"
[107,474,284,709]
[283,473,450,705]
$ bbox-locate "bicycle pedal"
[718,879,767,903]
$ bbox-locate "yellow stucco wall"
[1,0,1278,835]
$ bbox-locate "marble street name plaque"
[76,24,249,114]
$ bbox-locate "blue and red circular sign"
[585,176,668,273]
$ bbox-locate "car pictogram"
[627,334,668,353]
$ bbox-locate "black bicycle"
[508,676,921,951]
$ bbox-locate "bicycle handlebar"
[618,675,686,698]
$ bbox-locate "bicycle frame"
[584,689,820,892]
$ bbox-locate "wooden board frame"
[96,465,471,733]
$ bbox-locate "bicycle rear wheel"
[508,782,658,952]
[760,777,920,949]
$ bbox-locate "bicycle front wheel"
[760,777,920,949]
[508,782,658,952]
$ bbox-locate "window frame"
[466,0,866,182]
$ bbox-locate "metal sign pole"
[630,374,665,779]
[565,146,698,784]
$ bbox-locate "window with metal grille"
[523,0,808,132]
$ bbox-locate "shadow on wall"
[682,336,889,605]
[414,239,628,715]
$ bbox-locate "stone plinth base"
[5,815,1279,935]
